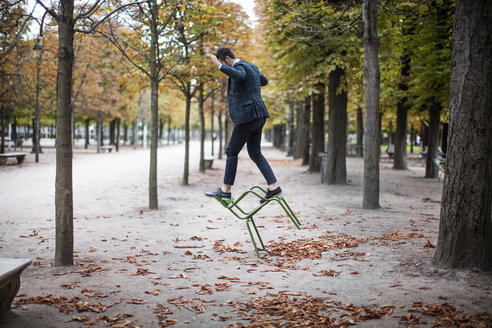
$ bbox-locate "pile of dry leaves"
[225,291,394,327]
[224,293,492,328]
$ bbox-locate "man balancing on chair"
[205,47,281,202]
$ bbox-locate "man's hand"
[206,53,221,68]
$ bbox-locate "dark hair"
[215,47,235,61]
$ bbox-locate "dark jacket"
[219,60,269,124]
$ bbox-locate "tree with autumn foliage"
[0,0,34,153]
[169,0,251,185]
[71,34,133,152]
[259,0,361,182]
[97,1,183,209]
[35,0,150,266]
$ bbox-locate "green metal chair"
[214,186,301,258]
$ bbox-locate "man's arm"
[220,64,246,81]
[252,63,268,86]
[205,53,246,81]
[259,73,268,86]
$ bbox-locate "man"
[205,47,281,201]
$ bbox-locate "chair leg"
[278,199,301,229]
[246,219,261,258]
[250,217,265,250]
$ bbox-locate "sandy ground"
[0,141,490,328]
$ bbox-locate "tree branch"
[35,0,57,20]
[0,4,36,63]
[158,56,181,83]
[75,1,148,34]
[98,25,151,78]
[74,0,104,21]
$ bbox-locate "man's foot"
[261,186,282,203]
[205,188,231,199]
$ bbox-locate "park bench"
[434,158,446,181]
[0,258,31,313]
[204,156,214,169]
[0,152,27,165]
[100,145,114,153]
[214,186,301,258]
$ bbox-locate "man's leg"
[223,120,254,189]
[246,118,277,186]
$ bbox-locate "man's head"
[215,47,236,67]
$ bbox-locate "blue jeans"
[224,117,277,186]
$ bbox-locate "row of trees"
[256,0,491,270]
[1,0,255,266]
[2,0,490,269]
[256,0,453,182]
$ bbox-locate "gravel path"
[0,141,490,327]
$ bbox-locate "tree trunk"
[97,117,102,153]
[142,120,147,148]
[302,96,311,166]
[356,106,363,157]
[148,1,159,209]
[210,93,215,156]
[393,54,410,170]
[326,67,347,184]
[149,78,159,209]
[31,118,36,150]
[410,124,414,154]
[287,98,295,156]
[272,125,278,148]
[123,123,127,145]
[109,118,116,145]
[55,0,75,267]
[115,118,120,152]
[441,122,448,154]
[84,118,90,149]
[387,120,393,146]
[293,100,303,159]
[421,121,429,148]
[13,117,18,152]
[198,83,205,173]
[167,117,171,145]
[425,102,440,178]
[433,0,492,270]
[100,120,104,146]
[362,0,381,209]
[159,118,163,140]
[183,84,191,186]
[132,119,136,149]
[1,105,5,154]
[309,85,325,173]
[280,124,286,151]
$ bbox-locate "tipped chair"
[214,186,301,258]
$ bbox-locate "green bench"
[214,186,301,258]
[433,158,446,181]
